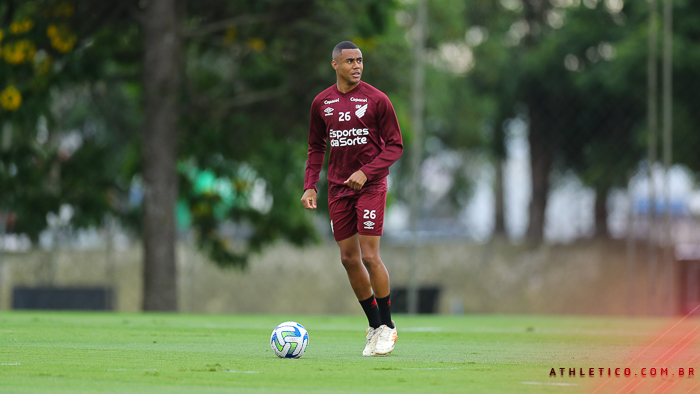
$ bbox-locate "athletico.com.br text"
[549,367,695,378]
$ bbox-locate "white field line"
[402,367,462,370]
[188,324,657,336]
[1,362,20,366]
[309,326,659,336]
[521,381,579,387]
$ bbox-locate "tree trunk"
[522,0,550,245]
[525,105,552,245]
[141,0,181,311]
[594,186,610,239]
[493,158,506,237]
[492,111,507,238]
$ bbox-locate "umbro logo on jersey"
[355,104,368,119]
[363,220,375,229]
[324,107,334,116]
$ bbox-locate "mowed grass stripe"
[0,312,695,393]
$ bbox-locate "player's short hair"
[332,41,359,61]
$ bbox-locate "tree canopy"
[3,0,700,310]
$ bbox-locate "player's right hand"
[301,189,317,210]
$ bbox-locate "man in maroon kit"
[301,41,403,356]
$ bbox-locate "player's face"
[333,49,363,86]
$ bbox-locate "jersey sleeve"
[303,99,327,192]
[359,94,403,181]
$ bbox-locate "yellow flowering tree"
[1,2,77,115]
[0,0,121,242]
[0,85,22,110]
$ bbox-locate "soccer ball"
[270,321,309,358]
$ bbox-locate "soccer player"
[301,41,403,356]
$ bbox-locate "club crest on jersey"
[355,104,368,119]
[324,107,334,116]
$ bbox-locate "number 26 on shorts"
[363,209,376,219]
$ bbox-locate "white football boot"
[362,327,380,356]
[374,322,397,356]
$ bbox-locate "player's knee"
[361,253,382,270]
[340,253,362,270]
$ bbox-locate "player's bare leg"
[359,235,396,355]
[337,234,373,300]
[337,234,383,356]
[358,235,390,298]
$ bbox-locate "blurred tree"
[2,0,396,311]
[381,0,485,223]
[463,0,651,242]
[140,0,181,311]
[462,0,520,238]
[668,0,700,175]
[0,0,124,244]
[519,0,560,244]
[556,3,647,238]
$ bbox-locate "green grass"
[0,312,698,393]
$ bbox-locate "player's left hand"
[344,170,367,191]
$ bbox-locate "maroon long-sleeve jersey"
[303,81,403,194]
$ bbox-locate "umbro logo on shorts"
[363,220,375,229]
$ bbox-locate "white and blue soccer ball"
[270,321,309,359]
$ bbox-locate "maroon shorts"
[328,181,387,242]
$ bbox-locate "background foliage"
[2,0,700,281]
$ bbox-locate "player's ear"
[331,60,337,70]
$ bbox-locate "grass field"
[1,312,698,393]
